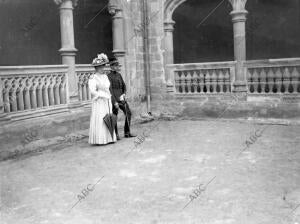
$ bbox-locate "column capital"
[228,0,247,11]
[54,0,79,7]
[108,4,122,17]
[164,20,175,32]
[230,10,248,23]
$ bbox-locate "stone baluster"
[203,70,208,93]
[37,77,44,107]
[54,0,78,102]
[87,75,92,100]
[265,68,272,93]
[175,71,180,93]
[291,67,299,93]
[54,76,61,105]
[30,77,38,109]
[259,68,266,93]
[228,0,248,94]
[17,78,25,111]
[77,73,83,101]
[48,76,55,106]
[186,71,191,93]
[190,72,194,93]
[211,70,217,93]
[282,67,290,93]
[84,75,89,100]
[82,78,87,101]
[3,80,11,113]
[272,68,279,93]
[199,70,204,93]
[192,71,197,93]
[24,78,31,110]
[224,70,231,92]
[218,70,225,93]
[43,76,50,107]
[274,68,282,93]
[182,71,187,93]
[11,87,17,112]
[179,71,184,93]
[60,74,67,104]
[252,69,259,93]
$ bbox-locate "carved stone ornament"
[228,0,247,11]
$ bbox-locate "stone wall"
[120,0,167,102]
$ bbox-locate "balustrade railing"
[167,62,236,94]
[76,65,94,102]
[0,65,68,113]
[245,58,300,94]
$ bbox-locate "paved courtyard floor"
[1,119,300,224]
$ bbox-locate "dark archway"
[246,0,300,59]
[0,0,60,66]
[74,0,113,64]
[173,0,234,63]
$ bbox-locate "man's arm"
[120,73,126,94]
[107,75,118,106]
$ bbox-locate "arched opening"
[0,0,60,65]
[74,0,113,63]
[246,0,300,60]
[173,0,234,63]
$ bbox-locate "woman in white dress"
[88,53,117,145]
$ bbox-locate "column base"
[233,80,247,93]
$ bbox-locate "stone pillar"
[108,3,127,91]
[164,20,175,65]
[55,0,78,102]
[229,0,248,93]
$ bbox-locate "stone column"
[164,20,175,65]
[55,0,78,102]
[229,0,248,93]
[108,3,127,90]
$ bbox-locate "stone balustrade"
[167,62,236,94]
[0,65,68,113]
[76,64,94,102]
[245,58,300,94]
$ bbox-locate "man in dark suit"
[107,57,136,140]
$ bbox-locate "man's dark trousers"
[112,101,131,136]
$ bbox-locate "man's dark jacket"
[107,71,126,105]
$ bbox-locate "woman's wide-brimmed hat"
[92,53,109,67]
[109,56,120,66]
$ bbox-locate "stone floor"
[1,119,300,224]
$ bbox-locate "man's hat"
[109,57,120,66]
[92,53,109,67]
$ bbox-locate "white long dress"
[88,73,117,145]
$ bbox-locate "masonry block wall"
[119,0,167,102]
[148,0,166,100]
[121,0,145,102]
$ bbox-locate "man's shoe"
[116,135,121,141]
[124,133,136,138]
